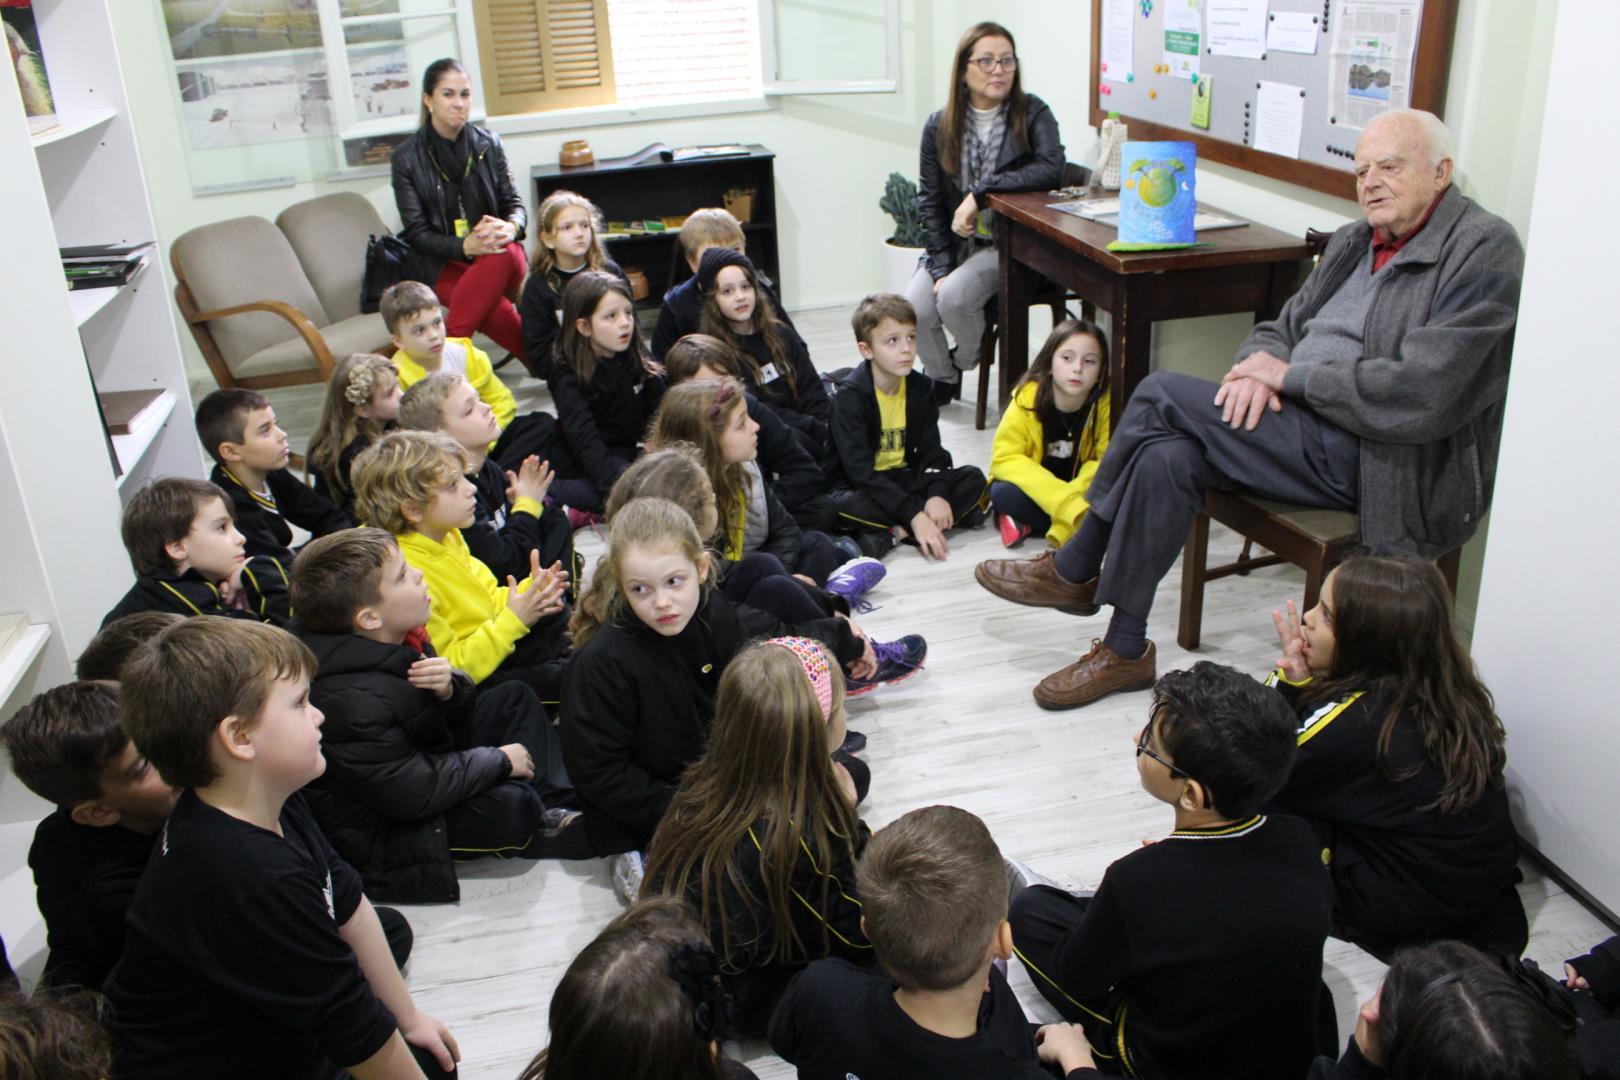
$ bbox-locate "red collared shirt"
[1370,191,1444,272]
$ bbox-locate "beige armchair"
[172,193,395,390]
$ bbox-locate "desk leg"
[1112,290,1153,421]
[997,232,1034,414]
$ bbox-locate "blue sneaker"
[847,634,927,698]
[826,557,886,609]
[833,535,862,563]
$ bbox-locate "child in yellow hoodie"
[987,319,1112,548]
[351,431,569,697]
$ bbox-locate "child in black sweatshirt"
[0,682,178,990]
[305,352,401,523]
[646,638,875,1034]
[828,294,987,560]
[291,528,587,903]
[561,498,746,868]
[697,247,828,455]
[663,332,832,530]
[1010,662,1337,1080]
[517,190,629,383]
[773,805,1097,1079]
[196,388,350,562]
[1267,555,1525,958]
[546,270,666,515]
[104,477,288,627]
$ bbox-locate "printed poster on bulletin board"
[1163,0,1202,80]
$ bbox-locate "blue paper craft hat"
[1118,141,1197,244]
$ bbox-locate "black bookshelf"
[532,145,778,310]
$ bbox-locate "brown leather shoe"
[974,551,1100,615]
[1033,639,1157,711]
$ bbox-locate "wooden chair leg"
[1301,549,1329,612]
[1235,539,1256,575]
[1436,546,1462,596]
[1178,512,1211,650]
[975,321,997,431]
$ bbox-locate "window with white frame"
[154,0,894,192]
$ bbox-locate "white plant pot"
[880,239,925,295]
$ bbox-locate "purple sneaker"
[825,557,886,609]
[847,634,927,698]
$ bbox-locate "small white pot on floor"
[881,240,925,295]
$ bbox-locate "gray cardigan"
[1242,185,1524,555]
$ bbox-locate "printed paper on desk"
[1208,0,1267,59]
[1254,80,1306,159]
[1267,11,1321,54]
[1101,0,1135,82]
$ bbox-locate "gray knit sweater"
[1240,185,1524,555]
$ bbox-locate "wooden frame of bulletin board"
[1089,0,1458,200]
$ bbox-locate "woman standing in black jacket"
[903,22,1064,404]
[391,58,529,364]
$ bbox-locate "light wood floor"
[241,307,1612,1079]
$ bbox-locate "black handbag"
[360,233,412,314]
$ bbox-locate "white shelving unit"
[0,0,202,976]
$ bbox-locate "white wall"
[1471,0,1620,918]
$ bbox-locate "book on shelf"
[61,241,155,263]
[64,251,149,291]
[668,145,751,161]
[96,388,167,436]
[2,0,57,138]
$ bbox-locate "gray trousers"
[903,246,1000,382]
[1082,371,1360,620]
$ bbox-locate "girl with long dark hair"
[1269,556,1526,957]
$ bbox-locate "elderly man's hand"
[1213,375,1283,430]
[1226,349,1291,390]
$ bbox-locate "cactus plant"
[879,172,925,247]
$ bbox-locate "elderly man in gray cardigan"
[977,108,1524,710]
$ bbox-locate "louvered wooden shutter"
[472,0,617,115]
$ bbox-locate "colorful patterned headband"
[766,636,833,723]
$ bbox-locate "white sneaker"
[1005,857,1059,903]
[612,850,645,905]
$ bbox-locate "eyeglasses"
[1136,724,1198,785]
[968,55,1018,73]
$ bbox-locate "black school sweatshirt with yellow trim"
[1034,815,1335,1080]
[103,558,290,628]
[1266,672,1523,947]
[211,464,351,564]
[684,816,873,1036]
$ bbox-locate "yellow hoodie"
[392,337,517,430]
[988,381,1112,546]
[396,527,530,683]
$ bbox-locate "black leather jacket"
[391,121,528,283]
[917,93,1065,280]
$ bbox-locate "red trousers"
[434,242,527,363]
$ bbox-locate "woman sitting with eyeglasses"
[904,21,1065,407]
[391,58,529,366]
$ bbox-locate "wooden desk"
[989,190,1313,423]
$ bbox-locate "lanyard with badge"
[432,149,476,238]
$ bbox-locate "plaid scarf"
[960,104,1007,236]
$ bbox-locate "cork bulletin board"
[1088,0,1458,199]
